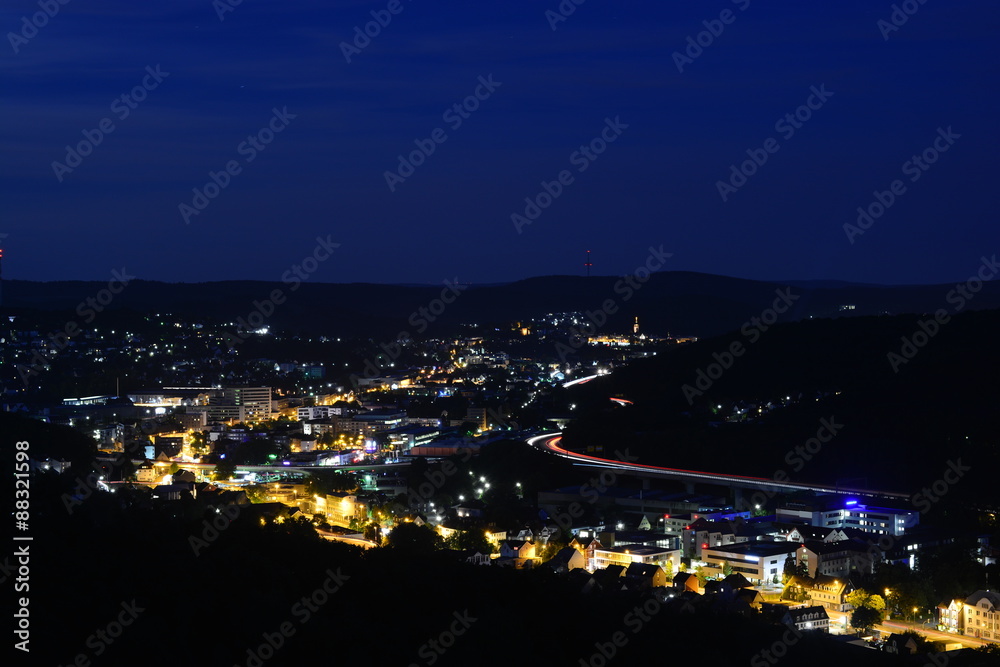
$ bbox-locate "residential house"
[937,598,965,634]
[723,573,753,590]
[540,525,562,543]
[673,572,700,594]
[784,574,854,612]
[624,563,666,589]
[782,606,830,633]
[703,580,725,596]
[461,549,492,566]
[962,590,1000,641]
[593,565,627,592]
[701,573,751,599]
[496,540,538,569]
[500,540,536,559]
[545,547,585,574]
[736,588,764,610]
[513,527,535,542]
[569,536,604,572]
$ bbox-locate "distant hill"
[561,307,1000,499]
[776,279,883,289]
[3,271,1000,339]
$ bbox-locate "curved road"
[527,433,909,500]
[317,530,378,549]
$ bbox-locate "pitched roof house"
[781,606,830,633]
[625,563,666,589]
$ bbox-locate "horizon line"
[0,271,963,289]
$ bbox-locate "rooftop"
[596,544,677,556]
[703,542,797,558]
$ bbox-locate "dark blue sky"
[2,0,997,285]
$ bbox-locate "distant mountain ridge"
[3,271,999,339]
[775,279,884,289]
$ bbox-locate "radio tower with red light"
[584,250,592,277]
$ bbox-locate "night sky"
[2,0,997,285]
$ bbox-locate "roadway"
[317,530,378,549]
[876,619,993,649]
[785,607,991,649]
[526,433,909,500]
